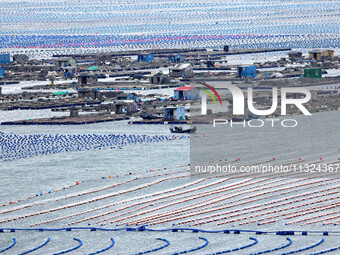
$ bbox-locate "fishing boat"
[169,126,197,134]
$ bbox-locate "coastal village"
[0,48,339,125]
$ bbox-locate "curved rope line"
[88,238,115,255]
[154,238,170,252]
[309,244,340,255]
[279,238,324,255]
[52,238,83,255]
[199,88,217,105]
[208,237,258,255]
[0,238,16,253]
[131,237,170,255]
[171,237,209,255]
[18,238,50,255]
[250,237,292,255]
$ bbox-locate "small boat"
[170,126,197,134]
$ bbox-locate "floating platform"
[0,81,20,86]
[129,120,188,125]
[0,100,101,111]
[128,119,209,125]
[1,114,130,125]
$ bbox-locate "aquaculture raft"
[1,115,130,125]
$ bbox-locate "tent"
[270,73,284,78]
[88,66,99,71]
[52,91,67,96]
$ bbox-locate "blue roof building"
[237,65,256,78]
[168,54,183,63]
[138,53,154,62]
[117,92,141,102]
[0,54,10,65]
[164,106,185,120]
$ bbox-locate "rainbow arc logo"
[198,83,223,106]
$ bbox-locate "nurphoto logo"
[200,83,312,128]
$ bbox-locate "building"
[117,92,141,102]
[237,65,257,78]
[69,107,79,117]
[78,88,120,100]
[164,106,185,120]
[168,54,183,63]
[77,88,97,99]
[0,54,10,65]
[77,72,98,85]
[115,101,138,114]
[95,54,114,65]
[137,53,154,62]
[55,57,76,68]
[174,86,200,100]
[304,68,322,78]
[288,51,303,62]
[206,60,215,68]
[309,50,334,61]
[63,66,78,78]
[149,72,171,84]
[0,67,4,78]
[170,63,194,78]
[12,54,29,64]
